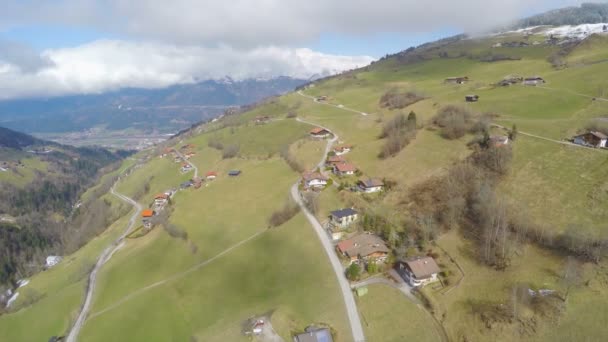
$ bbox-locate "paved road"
[291,118,365,342]
[297,91,368,116]
[66,185,142,342]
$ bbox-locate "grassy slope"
[72,120,350,341]
[296,34,608,341]
[357,284,440,342]
[0,157,48,187]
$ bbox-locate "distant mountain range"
[0,76,307,134]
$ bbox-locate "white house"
[154,193,169,207]
[333,145,352,156]
[302,172,328,189]
[396,256,441,287]
[357,178,384,193]
[333,163,357,176]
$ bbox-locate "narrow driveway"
[491,124,605,152]
[66,185,142,342]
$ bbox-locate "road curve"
[65,185,142,342]
[291,118,365,342]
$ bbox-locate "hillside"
[516,3,608,28]
[0,77,306,136]
[0,127,131,292]
[3,22,608,342]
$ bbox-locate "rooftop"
[310,127,329,134]
[334,163,357,173]
[337,234,389,258]
[294,328,333,342]
[302,171,328,182]
[404,256,441,279]
[358,178,384,188]
[142,209,154,218]
[330,208,357,219]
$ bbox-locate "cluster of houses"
[141,189,175,229]
[326,206,441,288]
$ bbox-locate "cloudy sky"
[0,0,583,100]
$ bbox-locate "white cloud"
[0,40,374,100]
[0,0,584,47]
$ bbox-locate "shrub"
[268,200,301,227]
[379,89,426,110]
[378,112,418,159]
[346,263,361,281]
[222,144,240,159]
[286,110,297,118]
[433,105,474,139]
[280,145,304,173]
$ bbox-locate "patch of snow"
[5,292,18,308]
[545,23,608,39]
[0,167,7,172]
[16,279,29,288]
[46,256,62,268]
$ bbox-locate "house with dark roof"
[337,234,389,264]
[293,327,333,342]
[181,163,193,173]
[310,127,331,139]
[573,131,608,148]
[333,163,357,176]
[444,76,469,84]
[396,256,441,287]
[357,178,384,193]
[465,95,479,102]
[330,208,358,228]
[523,76,545,86]
[228,170,242,176]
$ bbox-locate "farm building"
[180,181,193,189]
[206,171,217,180]
[523,76,545,86]
[333,163,357,176]
[228,170,242,176]
[333,145,352,156]
[302,171,328,189]
[396,256,441,287]
[254,115,270,124]
[154,193,169,207]
[465,95,479,102]
[357,178,384,193]
[573,131,608,148]
[329,208,358,228]
[444,76,469,84]
[181,163,193,173]
[293,327,333,342]
[337,234,389,264]
[310,127,332,139]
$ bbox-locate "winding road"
[292,118,366,342]
[65,184,142,342]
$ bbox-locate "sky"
[0,0,585,100]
